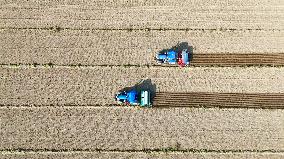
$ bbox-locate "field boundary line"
[1,148,284,154]
[1,62,284,69]
[0,27,282,32]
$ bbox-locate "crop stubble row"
[0,29,283,66]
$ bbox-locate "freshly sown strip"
[1,152,284,159]
[1,66,284,106]
[154,92,284,108]
[0,29,283,66]
[0,107,283,151]
[190,53,284,66]
[0,0,283,29]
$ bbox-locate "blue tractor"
[156,49,190,67]
[115,90,151,107]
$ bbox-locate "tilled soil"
[154,92,284,108]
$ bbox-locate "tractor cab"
[116,93,127,103]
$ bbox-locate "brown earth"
[190,53,284,66]
[154,92,284,108]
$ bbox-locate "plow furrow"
[190,53,284,66]
[153,92,284,108]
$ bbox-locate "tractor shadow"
[118,79,156,103]
[157,42,194,62]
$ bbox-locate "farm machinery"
[155,49,190,67]
[115,90,151,107]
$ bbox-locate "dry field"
[1,107,284,150]
[1,0,283,30]
[1,66,284,106]
[0,29,283,66]
[1,0,284,158]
